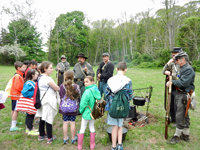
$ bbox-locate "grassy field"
[0,65,199,150]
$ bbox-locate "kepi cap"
[170,47,183,53]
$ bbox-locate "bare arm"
[48,81,60,91]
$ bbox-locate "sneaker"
[180,133,190,141]
[47,135,56,144]
[71,136,77,144]
[32,127,38,132]
[10,126,23,131]
[63,136,69,144]
[28,130,39,136]
[111,147,117,150]
[167,136,180,144]
[38,135,48,141]
[26,127,38,134]
[117,144,123,150]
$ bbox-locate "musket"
[165,75,172,139]
[185,89,193,117]
[164,75,169,110]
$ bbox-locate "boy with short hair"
[106,62,133,150]
[24,60,37,77]
[10,61,26,131]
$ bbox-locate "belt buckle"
[77,79,81,81]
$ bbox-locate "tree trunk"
[94,41,100,65]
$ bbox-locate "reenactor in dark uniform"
[56,55,70,86]
[163,47,182,124]
[167,52,195,144]
[73,53,95,96]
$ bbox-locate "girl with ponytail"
[59,70,81,144]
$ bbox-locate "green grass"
[0,65,199,150]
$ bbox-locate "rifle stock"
[165,75,172,139]
[185,89,193,117]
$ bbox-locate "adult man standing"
[97,53,114,99]
[56,55,70,86]
[167,52,195,144]
[162,47,182,124]
[73,52,95,96]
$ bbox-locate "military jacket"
[172,63,195,93]
[162,62,180,80]
[73,61,95,80]
[55,61,70,73]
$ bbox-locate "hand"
[97,77,100,81]
[97,73,101,78]
[83,66,88,72]
[57,66,61,71]
[166,81,169,87]
[165,71,170,76]
[167,59,174,65]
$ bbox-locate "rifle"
[164,75,169,110]
[165,75,172,139]
[185,89,193,117]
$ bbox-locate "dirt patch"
[123,111,157,130]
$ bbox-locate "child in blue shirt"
[21,69,39,135]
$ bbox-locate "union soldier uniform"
[167,52,195,144]
[56,55,70,86]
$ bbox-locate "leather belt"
[175,87,187,94]
[74,79,84,82]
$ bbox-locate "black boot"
[167,136,180,144]
[180,133,190,141]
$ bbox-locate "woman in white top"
[36,61,60,144]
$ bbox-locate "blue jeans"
[100,81,107,100]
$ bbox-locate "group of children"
[9,60,133,150]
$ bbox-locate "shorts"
[63,115,76,122]
[11,100,18,111]
[107,113,123,127]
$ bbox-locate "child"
[36,61,60,144]
[24,60,37,77]
[77,76,101,150]
[59,70,81,144]
[21,69,39,135]
[10,61,26,131]
[105,62,133,150]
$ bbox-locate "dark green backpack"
[109,90,129,118]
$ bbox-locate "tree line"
[0,0,200,71]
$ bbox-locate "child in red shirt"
[10,61,26,131]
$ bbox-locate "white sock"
[11,120,17,128]
[174,128,183,137]
[183,128,190,135]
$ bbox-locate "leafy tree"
[8,19,45,62]
[50,11,89,65]
[0,41,26,61]
[178,16,200,60]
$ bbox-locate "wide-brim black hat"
[170,47,183,53]
[76,53,88,59]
